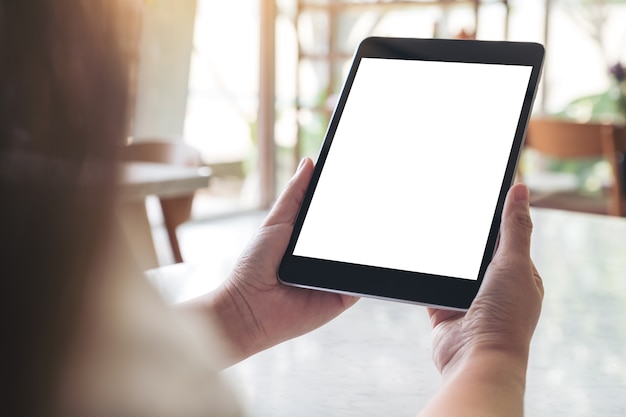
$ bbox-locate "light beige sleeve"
[56,231,244,417]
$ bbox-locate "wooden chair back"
[121,139,202,167]
[523,117,626,216]
[121,139,203,263]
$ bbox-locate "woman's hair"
[0,0,135,414]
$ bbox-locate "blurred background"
[130,0,626,220]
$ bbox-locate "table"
[119,162,212,201]
[150,207,626,416]
[117,161,211,271]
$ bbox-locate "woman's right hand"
[419,183,544,417]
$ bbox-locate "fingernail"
[296,158,307,172]
[514,184,530,203]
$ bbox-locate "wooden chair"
[521,117,626,216]
[120,139,204,263]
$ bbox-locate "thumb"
[494,183,533,259]
[262,157,314,227]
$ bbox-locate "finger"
[532,261,545,298]
[427,306,464,327]
[263,157,314,227]
[495,182,533,259]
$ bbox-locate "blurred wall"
[133,0,198,140]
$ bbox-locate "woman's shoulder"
[56,235,244,417]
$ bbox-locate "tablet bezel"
[278,36,545,311]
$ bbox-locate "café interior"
[124,1,626,416]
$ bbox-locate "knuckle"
[510,209,533,234]
[533,270,545,299]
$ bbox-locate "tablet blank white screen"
[293,58,532,280]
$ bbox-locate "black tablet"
[278,36,544,311]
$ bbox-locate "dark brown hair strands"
[0,0,134,414]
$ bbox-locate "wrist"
[182,282,263,368]
[445,348,528,415]
[443,346,528,385]
[437,331,531,381]
[420,348,529,417]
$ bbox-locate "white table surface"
[149,207,626,417]
[118,161,211,201]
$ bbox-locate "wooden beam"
[259,0,277,208]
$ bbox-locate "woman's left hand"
[189,158,358,365]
